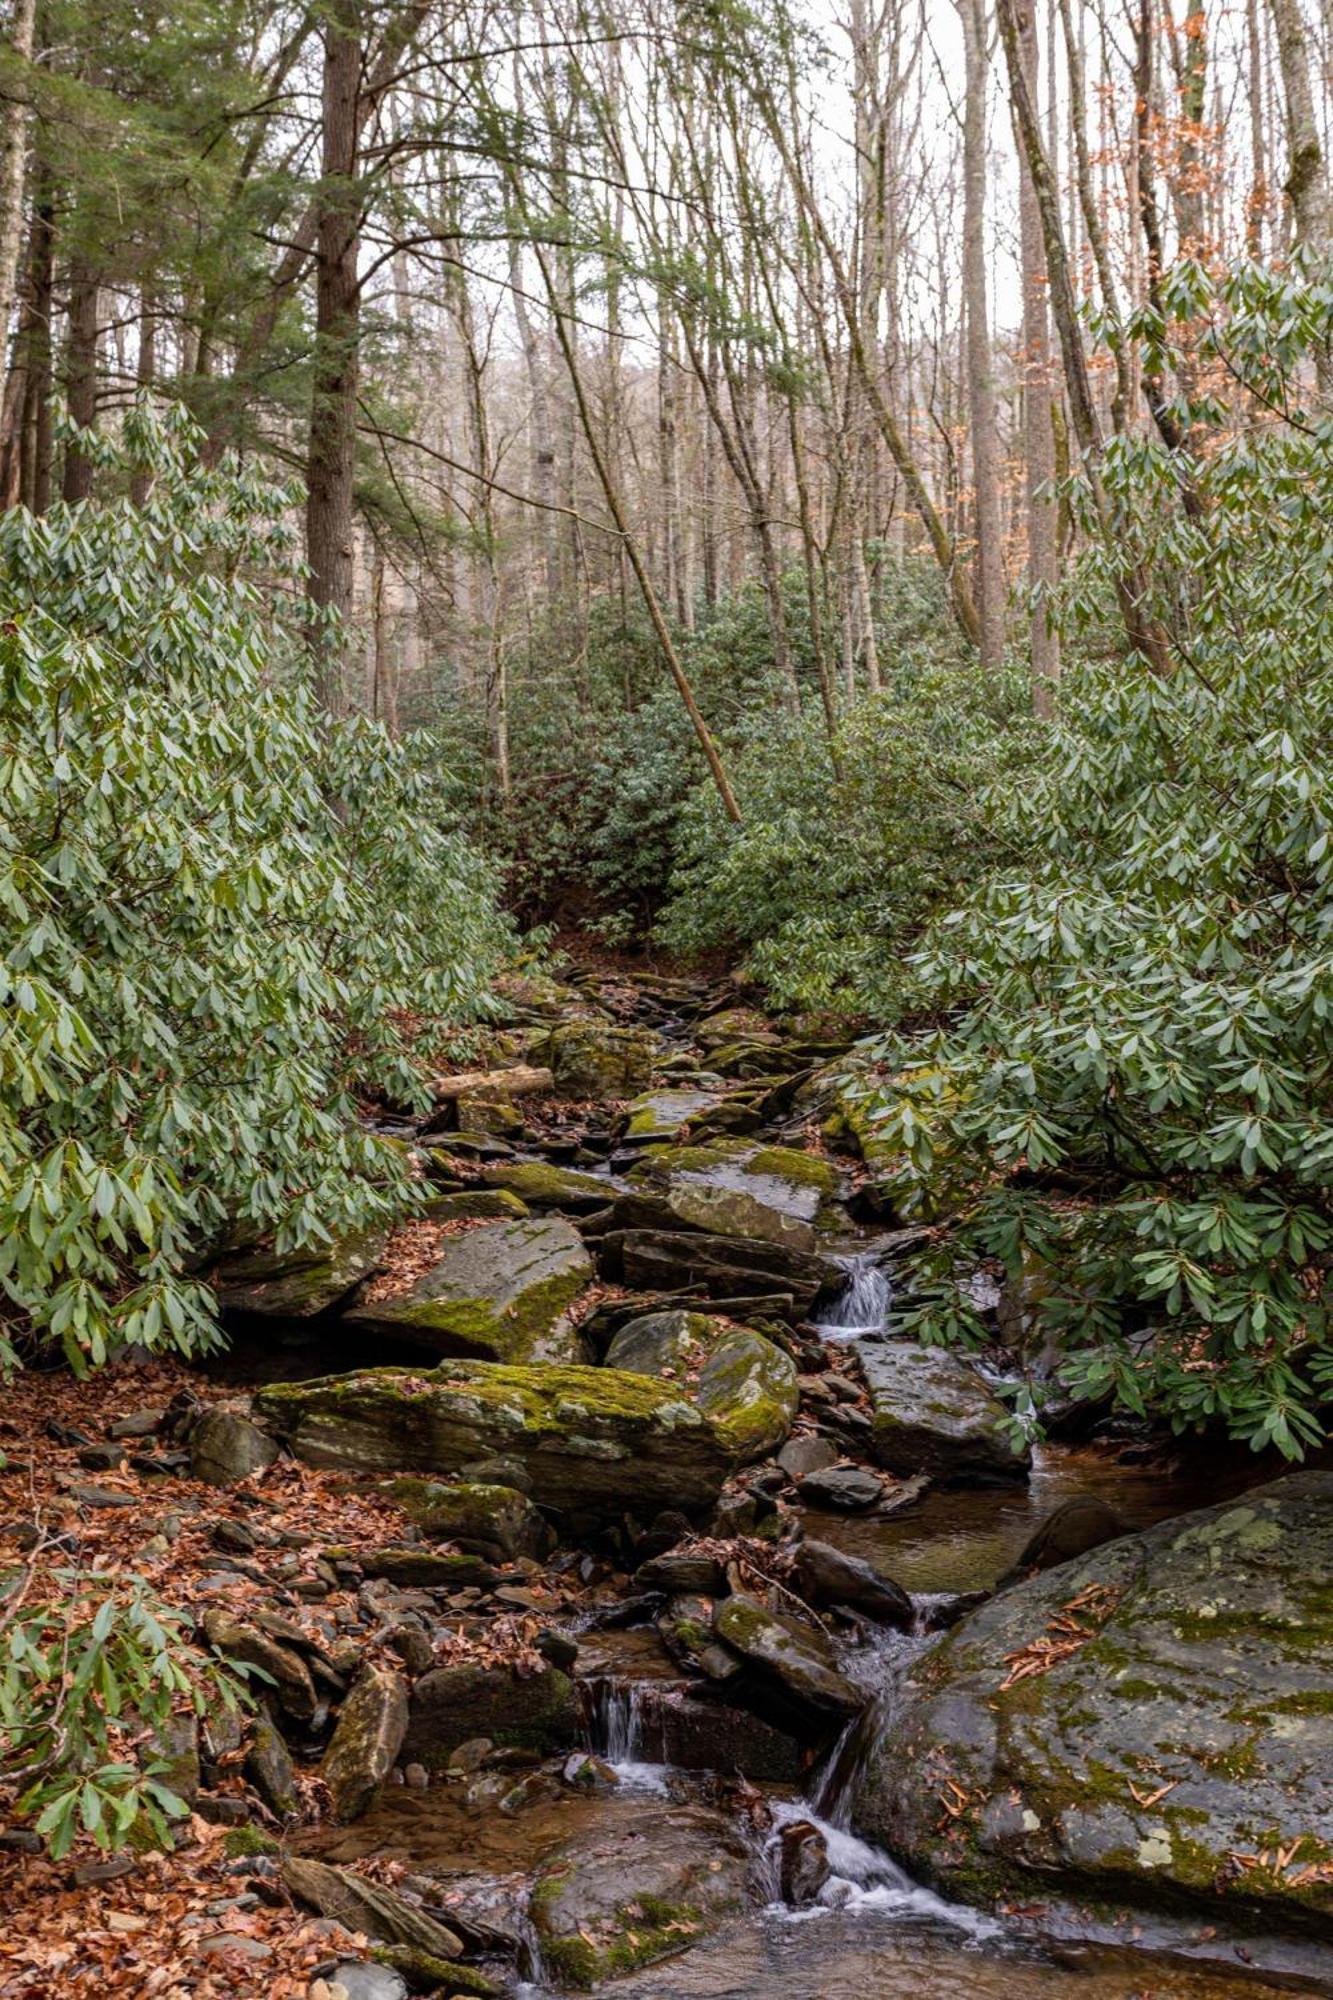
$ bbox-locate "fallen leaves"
[997,1583,1124,1692]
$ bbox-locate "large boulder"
[322,1664,409,1822]
[189,1409,278,1487]
[401,1660,579,1768]
[604,1311,797,1463]
[856,1473,1333,1931]
[529,1804,751,1988]
[254,1357,782,1514]
[713,1593,864,1721]
[536,1022,661,1098]
[859,1339,1031,1484]
[621,1089,723,1144]
[342,1217,592,1364]
[390,1478,551,1561]
[478,1162,616,1214]
[210,1225,387,1317]
[616,1141,841,1252]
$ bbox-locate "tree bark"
[304,0,362,715]
[959,0,1005,670]
[61,260,99,505]
[1016,0,1059,712]
[0,0,36,349]
[1267,0,1329,259]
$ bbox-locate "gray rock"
[342,1216,592,1364]
[327,1966,409,2000]
[621,1088,722,1143]
[778,1435,840,1481]
[996,1495,1126,1587]
[322,1665,409,1822]
[200,1610,317,1723]
[402,1662,578,1769]
[479,1161,617,1212]
[779,1819,830,1906]
[856,1472,1333,1931]
[529,1803,750,1985]
[797,1465,883,1510]
[714,1592,863,1718]
[605,1311,797,1463]
[189,1410,278,1487]
[210,1226,387,1317]
[793,1539,912,1627]
[611,1227,828,1317]
[391,1478,551,1561]
[245,1709,297,1817]
[255,1356,788,1517]
[859,1340,1031,1483]
[636,1549,728,1596]
[535,1021,662,1097]
[282,1856,461,1960]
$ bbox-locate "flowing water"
[811,1250,892,1338]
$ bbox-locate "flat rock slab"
[255,1357,773,1515]
[608,1228,828,1319]
[856,1471,1333,1931]
[343,1216,592,1363]
[617,1140,842,1252]
[402,1660,579,1768]
[621,1089,724,1143]
[859,1339,1031,1484]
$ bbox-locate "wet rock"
[779,1819,830,1906]
[536,1021,661,1098]
[856,1472,1333,1930]
[479,1161,617,1213]
[447,1737,493,1773]
[322,1665,409,1822]
[657,1594,742,1683]
[797,1465,883,1511]
[615,1140,841,1254]
[561,1750,619,1791]
[189,1410,279,1487]
[210,1227,387,1318]
[402,1661,579,1769]
[529,1803,750,1987]
[357,1547,496,1590]
[244,1711,298,1817]
[342,1216,592,1364]
[536,1628,580,1671]
[621,1088,722,1144]
[996,1495,1126,1587]
[201,1609,317,1722]
[859,1340,1031,1484]
[419,1188,530,1221]
[282,1856,461,1961]
[609,1228,827,1318]
[713,1592,863,1719]
[605,1311,797,1463]
[391,1478,551,1562]
[777,1435,840,1482]
[636,1549,728,1596]
[793,1540,912,1628]
[255,1357,790,1516]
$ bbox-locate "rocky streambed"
[143,960,1333,1997]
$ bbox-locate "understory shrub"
[851,265,1333,1454]
[0,402,511,1370]
[659,656,1038,1013]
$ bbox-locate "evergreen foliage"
[0,404,509,1370]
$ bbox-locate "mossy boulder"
[390,1477,551,1560]
[621,1088,723,1143]
[604,1310,797,1462]
[860,1339,1031,1484]
[713,1592,864,1720]
[401,1660,579,1768]
[420,1188,529,1222]
[529,1803,751,1987]
[342,1216,592,1363]
[210,1225,388,1317]
[322,1664,409,1822]
[536,1021,662,1098]
[254,1357,780,1514]
[856,1472,1333,1931]
[618,1139,842,1250]
[479,1161,615,1213]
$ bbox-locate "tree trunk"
[1016,0,1059,713]
[1267,0,1329,259]
[0,0,35,349]
[129,285,157,508]
[61,260,99,505]
[960,0,1005,670]
[304,0,361,716]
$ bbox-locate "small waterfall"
[815,1252,891,1338]
[578,1676,669,1793]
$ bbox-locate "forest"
[0,0,1332,1993]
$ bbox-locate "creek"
[211,958,1333,1999]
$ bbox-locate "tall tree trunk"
[1016,0,1060,712]
[304,0,362,716]
[1267,0,1329,259]
[129,285,156,508]
[960,0,1006,670]
[21,175,52,512]
[61,260,99,504]
[0,0,36,347]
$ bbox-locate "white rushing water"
[813,1251,892,1339]
[580,1677,671,1794]
[763,1797,1001,1941]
